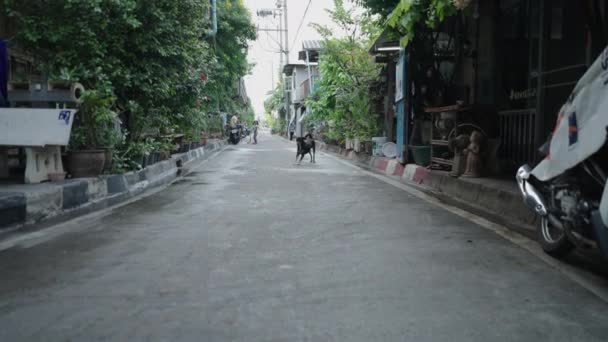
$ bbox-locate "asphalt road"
[1,133,608,341]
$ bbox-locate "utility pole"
[278,12,283,71]
[258,3,290,136]
[282,0,289,64]
[276,0,290,136]
[256,9,285,86]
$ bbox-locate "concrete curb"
[315,141,536,238]
[0,140,226,232]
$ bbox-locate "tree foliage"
[354,0,400,18]
[386,0,457,46]
[307,0,381,142]
[205,0,257,114]
[4,0,256,148]
[355,0,459,47]
[264,80,285,116]
[263,80,286,135]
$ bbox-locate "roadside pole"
[281,0,290,137]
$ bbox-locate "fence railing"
[498,108,536,166]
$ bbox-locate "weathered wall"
[475,0,498,106]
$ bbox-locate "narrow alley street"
[1,133,608,341]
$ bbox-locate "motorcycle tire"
[536,216,575,258]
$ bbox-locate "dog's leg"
[312,144,316,163]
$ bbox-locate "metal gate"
[498,108,536,165]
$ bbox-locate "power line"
[291,0,312,49]
[259,38,282,54]
[265,31,283,51]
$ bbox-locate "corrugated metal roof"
[302,40,323,51]
[369,29,400,55]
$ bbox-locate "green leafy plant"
[354,0,401,18]
[386,0,457,46]
[69,88,122,150]
[5,0,256,157]
[305,0,382,142]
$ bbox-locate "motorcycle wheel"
[537,216,574,258]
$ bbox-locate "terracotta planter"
[68,150,106,178]
[48,172,66,182]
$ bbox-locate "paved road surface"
[1,134,608,341]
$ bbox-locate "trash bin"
[372,137,387,156]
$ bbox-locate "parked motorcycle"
[517,47,608,259]
[228,127,240,145]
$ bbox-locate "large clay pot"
[68,150,106,178]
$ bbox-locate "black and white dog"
[295,133,316,164]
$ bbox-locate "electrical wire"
[265,31,283,50]
[256,32,281,53]
[291,0,312,49]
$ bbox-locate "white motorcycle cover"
[531,47,608,225]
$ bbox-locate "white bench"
[0,108,77,183]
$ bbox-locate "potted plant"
[67,90,120,178]
[126,139,155,170]
[158,139,173,161]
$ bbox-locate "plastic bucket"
[410,145,431,166]
[382,142,397,159]
[372,137,387,156]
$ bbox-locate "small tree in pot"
[68,89,122,178]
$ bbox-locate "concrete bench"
[0,108,77,183]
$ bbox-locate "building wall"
[488,0,607,168]
[291,66,309,103]
[0,2,7,39]
[286,65,318,137]
[476,0,499,106]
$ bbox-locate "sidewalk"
[0,140,226,232]
[315,141,536,238]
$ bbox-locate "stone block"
[22,185,62,222]
[392,162,405,177]
[440,177,481,203]
[62,180,89,209]
[386,160,399,176]
[0,192,26,228]
[123,171,140,186]
[143,161,166,183]
[106,175,128,194]
[403,164,420,183]
[86,178,108,201]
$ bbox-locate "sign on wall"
[395,53,404,102]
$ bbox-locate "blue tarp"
[0,39,8,107]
